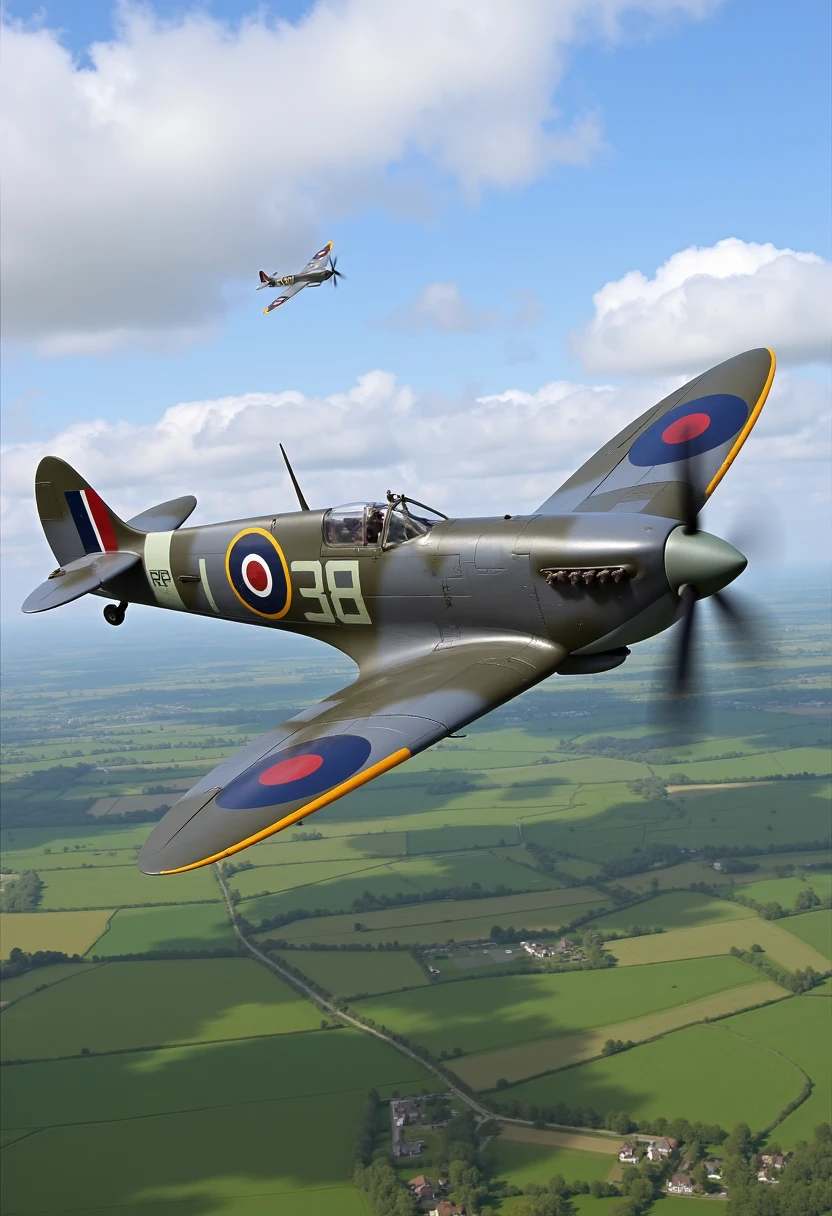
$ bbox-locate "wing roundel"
[536,348,775,519]
[138,636,564,874]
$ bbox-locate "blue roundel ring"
[629,394,749,468]
[216,734,373,811]
[225,528,291,619]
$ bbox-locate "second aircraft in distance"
[257,242,343,314]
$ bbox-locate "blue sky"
[1,0,830,617]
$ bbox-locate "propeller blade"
[680,446,700,535]
[673,584,698,696]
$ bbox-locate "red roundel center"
[662,413,710,445]
[258,754,325,786]
[246,559,269,592]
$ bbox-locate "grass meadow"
[741,873,832,907]
[724,995,831,1147]
[0,958,322,1060]
[487,1139,614,1191]
[353,956,760,1057]
[502,1021,804,1131]
[91,902,236,955]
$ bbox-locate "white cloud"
[382,282,542,334]
[1,0,715,355]
[571,238,832,374]
[3,364,828,614]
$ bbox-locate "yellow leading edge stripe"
[705,348,776,498]
[160,747,412,874]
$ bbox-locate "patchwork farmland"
[2,584,830,1211]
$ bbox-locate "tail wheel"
[103,601,127,626]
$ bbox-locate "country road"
[215,867,634,1147]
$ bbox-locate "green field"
[779,908,832,962]
[0,1025,430,1215]
[724,995,831,1146]
[38,863,219,909]
[265,886,609,948]
[0,961,100,1005]
[488,1139,614,1190]
[0,958,322,1060]
[0,1093,374,1215]
[0,909,113,957]
[452,980,784,1089]
[277,948,429,997]
[353,956,759,1057]
[231,850,559,909]
[502,1021,804,1130]
[0,1028,431,1129]
[588,891,749,932]
[230,857,392,899]
[91,902,236,955]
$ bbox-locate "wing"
[138,635,564,874]
[263,281,308,313]
[537,348,775,518]
[300,241,333,273]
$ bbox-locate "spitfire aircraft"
[257,241,343,314]
[23,348,775,876]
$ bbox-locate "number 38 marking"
[290,560,371,625]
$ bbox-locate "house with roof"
[668,1174,694,1194]
[761,1152,789,1170]
[409,1175,440,1201]
[704,1159,723,1180]
[646,1137,676,1161]
[430,1203,465,1216]
[619,1143,639,1163]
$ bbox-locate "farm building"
[520,940,552,958]
[668,1174,694,1194]
[619,1143,639,1163]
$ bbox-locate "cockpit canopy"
[323,495,446,549]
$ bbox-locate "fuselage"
[98,504,686,672]
[269,268,332,289]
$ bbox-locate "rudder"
[35,457,142,566]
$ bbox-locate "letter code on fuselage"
[290,560,370,624]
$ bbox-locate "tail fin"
[35,457,143,567]
[259,270,270,284]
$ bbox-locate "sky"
[1,0,830,625]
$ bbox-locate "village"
[389,1095,466,1216]
[617,1138,793,1194]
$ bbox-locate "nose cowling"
[664,526,747,598]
